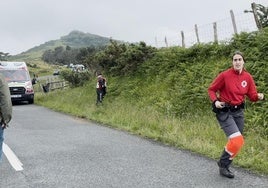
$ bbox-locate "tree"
[0,52,9,61]
[86,40,157,76]
[42,46,80,65]
[245,3,268,29]
[77,47,101,74]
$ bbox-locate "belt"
[221,103,245,112]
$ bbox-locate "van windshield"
[0,69,30,82]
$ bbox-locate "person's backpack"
[97,78,105,90]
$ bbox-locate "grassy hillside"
[8,30,117,64]
[7,30,121,77]
[34,28,268,176]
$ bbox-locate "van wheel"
[28,99,34,104]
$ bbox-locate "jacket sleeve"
[0,75,12,125]
[208,72,224,102]
[246,74,259,102]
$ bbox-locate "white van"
[0,61,34,104]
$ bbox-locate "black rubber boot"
[217,150,234,178]
[217,161,234,178]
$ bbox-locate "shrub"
[60,69,92,87]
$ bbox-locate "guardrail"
[42,80,69,93]
[34,76,69,93]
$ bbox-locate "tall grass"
[35,80,268,175]
[34,30,268,175]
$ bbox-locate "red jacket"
[208,68,259,105]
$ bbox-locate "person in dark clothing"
[96,74,107,104]
[208,51,264,178]
[0,74,12,162]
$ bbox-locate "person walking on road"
[0,74,12,162]
[208,51,264,178]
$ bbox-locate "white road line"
[2,142,23,171]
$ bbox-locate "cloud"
[0,0,266,55]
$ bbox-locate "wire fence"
[153,10,258,48]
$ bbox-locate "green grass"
[34,84,268,176]
[14,28,268,177]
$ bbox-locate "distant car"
[53,70,60,76]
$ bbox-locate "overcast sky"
[0,0,266,55]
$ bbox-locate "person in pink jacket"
[208,51,264,178]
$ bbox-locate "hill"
[9,30,116,63]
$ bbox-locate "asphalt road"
[0,104,268,188]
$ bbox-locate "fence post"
[164,36,168,47]
[230,10,238,34]
[251,2,262,30]
[155,37,158,48]
[195,24,200,44]
[213,22,218,43]
[181,31,185,48]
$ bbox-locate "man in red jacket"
[208,51,264,178]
